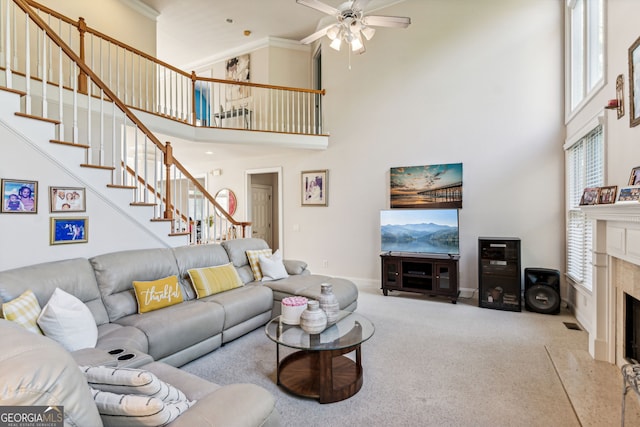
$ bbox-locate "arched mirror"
[215,188,237,216]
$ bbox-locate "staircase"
[0,86,190,247]
[0,0,255,253]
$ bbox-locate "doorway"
[245,167,282,251]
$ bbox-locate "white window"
[566,125,603,290]
[567,0,604,112]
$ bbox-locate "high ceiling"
[136,0,405,68]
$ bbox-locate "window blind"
[566,125,603,289]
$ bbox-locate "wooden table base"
[277,344,363,403]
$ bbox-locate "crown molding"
[184,37,309,72]
[117,0,160,21]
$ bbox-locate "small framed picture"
[301,170,328,206]
[617,186,640,203]
[1,179,37,213]
[50,217,88,245]
[629,166,640,185]
[597,186,618,204]
[579,187,600,206]
[49,187,86,212]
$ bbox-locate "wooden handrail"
[26,0,325,96]
[26,0,190,78]
[26,0,326,136]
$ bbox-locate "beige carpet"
[182,286,639,426]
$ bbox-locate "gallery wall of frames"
[1,178,87,245]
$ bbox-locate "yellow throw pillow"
[132,276,184,314]
[188,263,244,298]
[246,249,272,281]
[2,289,43,335]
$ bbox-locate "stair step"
[130,202,156,207]
[151,218,173,222]
[0,87,26,97]
[80,163,115,171]
[169,231,190,237]
[15,112,61,125]
[107,184,136,189]
[50,139,89,149]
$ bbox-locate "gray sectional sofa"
[0,238,359,427]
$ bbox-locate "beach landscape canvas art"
[390,163,463,209]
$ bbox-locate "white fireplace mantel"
[582,203,640,223]
[581,203,640,365]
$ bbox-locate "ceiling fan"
[296,0,411,54]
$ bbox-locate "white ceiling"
[135,0,406,68]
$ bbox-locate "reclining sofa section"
[0,238,359,367]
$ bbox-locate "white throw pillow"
[37,287,98,352]
[259,249,289,281]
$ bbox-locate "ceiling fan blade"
[296,0,339,16]
[351,0,373,12]
[362,15,411,28]
[300,25,332,45]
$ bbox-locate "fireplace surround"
[582,204,640,366]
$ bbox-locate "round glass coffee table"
[265,311,375,403]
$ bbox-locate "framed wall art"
[50,217,88,244]
[1,178,37,213]
[579,187,600,205]
[597,186,617,204]
[301,170,328,206]
[629,166,640,186]
[617,186,640,203]
[390,163,463,209]
[49,186,86,212]
[225,54,250,102]
[629,35,640,127]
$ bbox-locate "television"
[380,209,460,255]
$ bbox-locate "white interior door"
[251,184,272,247]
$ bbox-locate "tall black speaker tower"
[524,268,561,315]
[478,237,521,312]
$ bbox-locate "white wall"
[0,1,566,298]
[37,0,157,56]
[197,0,566,292]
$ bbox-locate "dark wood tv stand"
[380,253,459,303]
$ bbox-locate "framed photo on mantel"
[617,186,640,203]
[597,186,617,205]
[579,187,600,206]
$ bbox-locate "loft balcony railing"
[1,0,252,243]
[19,0,326,135]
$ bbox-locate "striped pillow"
[246,249,272,281]
[188,263,244,298]
[79,366,187,402]
[2,290,43,335]
[90,388,193,427]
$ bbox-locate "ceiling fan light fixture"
[361,25,375,41]
[350,35,363,51]
[326,24,341,40]
[330,37,342,51]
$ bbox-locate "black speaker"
[524,268,561,315]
